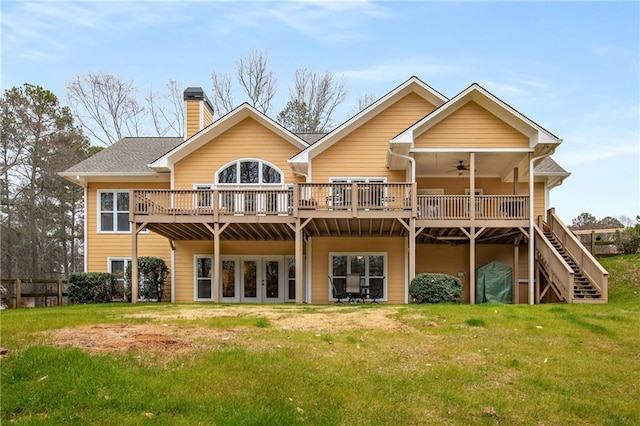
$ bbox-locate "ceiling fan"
[448,160,471,176]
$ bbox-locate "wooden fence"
[572,228,624,255]
[1,279,68,308]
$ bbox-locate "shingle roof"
[62,137,182,175]
[534,157,569,175]
[295,132,328,145]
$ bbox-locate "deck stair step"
[543,232,601,300]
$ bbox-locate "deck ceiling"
[144,220,528,245]
[413,151,528,180]
[417,226,528,245]
[145,222,296,241]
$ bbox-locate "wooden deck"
[132,183,529,222]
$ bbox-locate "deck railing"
[132,187,529,221]
[546,209,608,301]
[417,195,529,220]
[533,226,574,302]
[133,189,294,216]
[296,183,413,211]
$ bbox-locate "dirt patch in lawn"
[47,324,237,356]
[44,306,415,357]
[127,305,412,333]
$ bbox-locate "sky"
[1,0,638,224]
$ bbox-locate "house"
[60,76,608,305]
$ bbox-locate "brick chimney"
[184,87,214,139]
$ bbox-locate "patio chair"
[346,273,364,304]
[367,277,384,303]
[329,276,348,303]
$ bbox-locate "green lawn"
[2,254,639,425]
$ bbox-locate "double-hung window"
[99,191,130,232]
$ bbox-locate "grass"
[1,254,639,425]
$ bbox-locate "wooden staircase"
[543,231,602,300]
[534,209,608,304]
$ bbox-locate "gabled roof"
[59,137,182,185]
[150,103,309,171]
[288,76,448,176]
[534,157,570,188]
[391,83,561,147]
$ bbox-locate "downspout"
[528,149,552,304]
[388,147,415,303]
[387,147,415,182]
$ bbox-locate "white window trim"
[97,190,131,233]
[108,257,132,301]
[328,252,387,302]
[107,257,131,273]
[215,158,284,187]
[329,177,387,183]
[193,184,213,209]
[219,255,240,303]
[285,255,296,302]
[194,255,214,301]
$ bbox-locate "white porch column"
[213,222,220,303]
[295,218,304,304]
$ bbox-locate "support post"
[131,226,138,303]
[16,279,22,308]
[469,153,476,221]
[295,218,304,303]
[213,222,220,303]
[408,217,416,302]
[513,241,520,304]
[58,278,63,306]
[469,227,476,304]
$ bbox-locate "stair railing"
[546,209,608,301]
[534,224,575,302]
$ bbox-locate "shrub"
[125,257,169,302]
[409,273,462,304]
[615,226,640,254]
[67,272,117,304]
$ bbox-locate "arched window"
[216,159,283,185]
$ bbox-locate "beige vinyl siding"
[415,101,529,148]
[174,117,304,189]
[312,93,437,182]
[416,244,530,303]
[86,181,171,274]
[310,236,405,304]
[416,178,546,217]
[417,177,529,196]
[185,100,201,139]
[202,102,213,129]
[173,240,295,302]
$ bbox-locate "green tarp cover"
[475,261,512,304]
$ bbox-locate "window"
[216,159,282,185]
[108,258,131,300]
[195,256,213,300]
[286,256,296,301]
[194,184,213,208]
[329,177,386,208]
[329,253,386,301]
[99,191,130,232]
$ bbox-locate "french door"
[217,256,286,303]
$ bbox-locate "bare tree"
[211,49,277,116]
[349,92,377,118]
[210,72,235,115]
[236,49,277,115]
[65,71,145,146]
[146,79,184,137]
[279,68,347,133]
